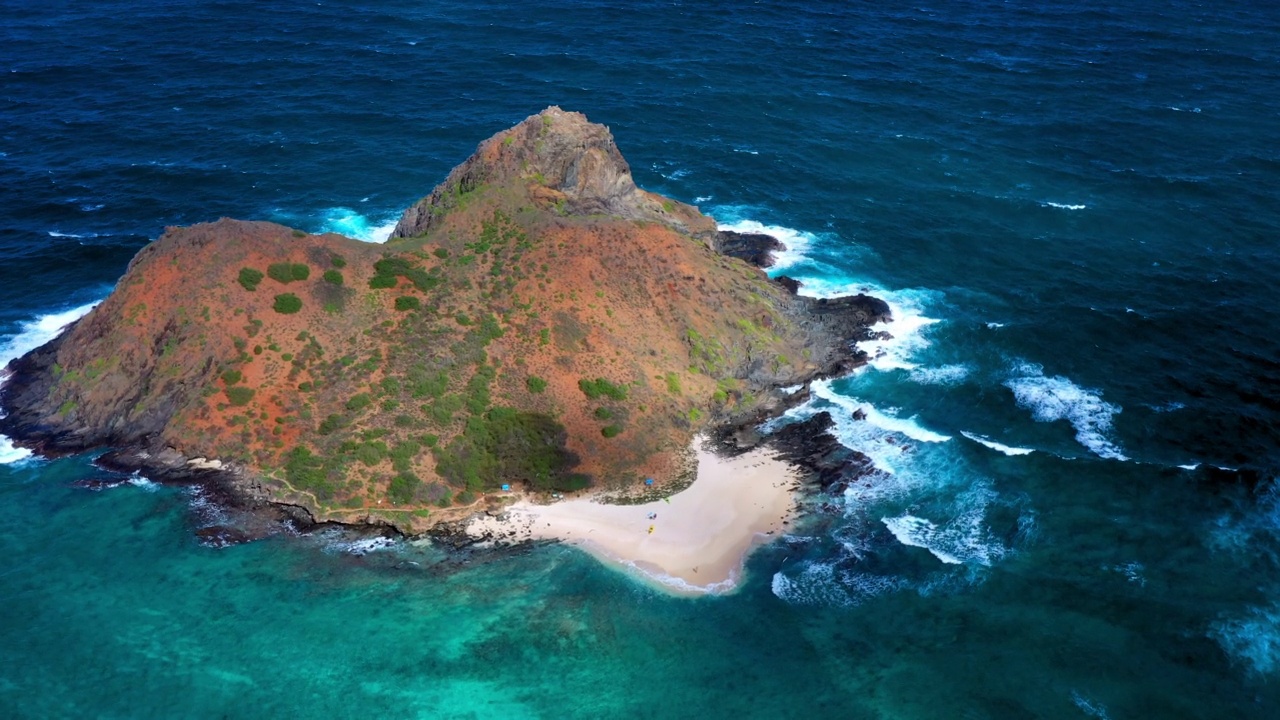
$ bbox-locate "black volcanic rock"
[712,231,785,268]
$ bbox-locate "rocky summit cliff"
[0,108,888,534]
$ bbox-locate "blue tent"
[501,484,510,492]
[644,478,654,486]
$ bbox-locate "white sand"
[466,438,799,595]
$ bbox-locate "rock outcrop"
[0,107,890,535]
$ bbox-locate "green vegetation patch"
[323,269,344,285]
[273,293,303,314]
[578,377,628,401]
[369,256,440,292]
[284,446,337,502]
[221,369,243,385]
[225,386,255,406]
[345,393,373,412]
[601,424,623,438]
[665,372,682,395]
[267,262,310,284]
[238,268,264,291]
[394,296,421,312]
[433,407,586,493]
[526,376,547,394]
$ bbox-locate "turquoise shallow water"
[4,0,1280,717]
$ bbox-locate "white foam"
[0,436,33,465]
[127,472,158,491]
[1178,463,1200,471]
[1004,362,1127,461]
[1212,603,1280,675]
[771,561,855,606]
[986,322,1005,329]
[319,208,397,243]
[1071,691,1112,720]
[0,301,100,372]
[1043,201,1087,210]
[961,431,1035,456]
[693,195,712,204]
[343,536,397,555]
[800,282,940,372]
[713,218,814,271]
[0,301,101,463]
[881,485,1007,567]
[619,559,739,595]
[1108,561,1146,587]
[811,380,951,444]
[882,515,962,564]
[908,364,970,385]
[780,384,802,395]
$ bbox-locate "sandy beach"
[466,438,799,595]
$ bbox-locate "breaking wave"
[960,431,1035,456]
[712,217,815,272]
[1004,362,1127,461]
[0,302,101,464]
[881,484,1008,566]
[319,208,397,243]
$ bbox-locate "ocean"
[3,0,1280,716]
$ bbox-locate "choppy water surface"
[3,1,1280,717]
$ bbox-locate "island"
[0,108,889,593]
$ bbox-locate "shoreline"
[465,437,801,596]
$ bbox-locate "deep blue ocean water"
[3,1,1280,717]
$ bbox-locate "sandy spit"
[466,437,799,595]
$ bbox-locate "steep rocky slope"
[0,107,888,533]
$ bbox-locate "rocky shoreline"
[0,228,890,554]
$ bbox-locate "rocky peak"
[392,107,699,239]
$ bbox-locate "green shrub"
[345,393,372,412]
[273,293,303,314]
[433,407,583,492]
[526,376,547,394]
[665,372,682,395]
[317,414,347,435]
[238,268,264,291]
[285,447,335,501]
[221,369,243,385]
[433,248,449,259]
[323,269,343,285]
[594,407,613,420]
[355,441,387,467]
[578,378,628,401]
[410,370,450,399]
[387,473,421,505]
[331,255,346,268]
[225,386,255,406]
[390,440,421,472]
[394,296,421,311]
[370,256,440,292]
[601,424,623,438]
[268,263,308,284]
